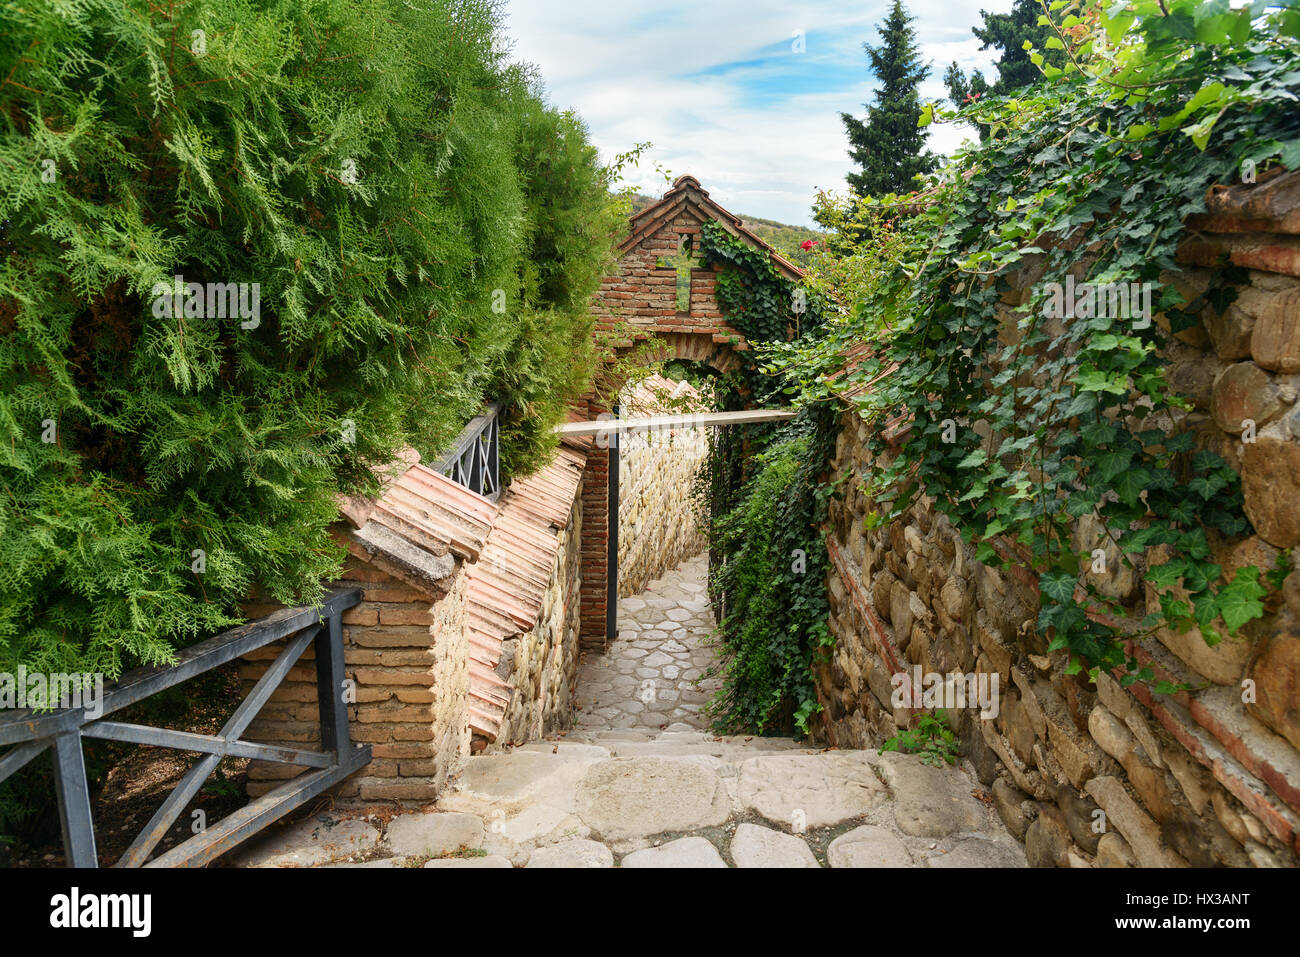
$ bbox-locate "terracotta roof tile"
[376,465,494,559]
[335,440,586,742]
[625,175,804,281]
[463,445,586,740]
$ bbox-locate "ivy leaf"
[1066,491,1099,517]
[957,449,988,469]
[1080,420,1117,445]
[1217,566,1266,634]
[1094,448,1134,483]
[1039,569,1078,604]
[1076,368,1129,394]
[1113,467,1149,506]
[1146,559,1188,590]
[1192,590,1219,628]
[1188,472,1227,500]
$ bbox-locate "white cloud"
[501,0,1010,225]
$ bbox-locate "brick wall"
[579,194,755,646]
[240,554,470,801]
[579,394,610,652]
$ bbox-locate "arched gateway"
[575,174,803,650]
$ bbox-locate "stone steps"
[228,729,1026,868]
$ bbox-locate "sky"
[499,0,1014,227]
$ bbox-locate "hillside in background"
[629,194,824,267]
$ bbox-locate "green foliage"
[841,0,938,197]
[880,713,960,767]
[766,0,1298,682]
[493,93,629,475]
[735,217,827,268]
[696,221,828,399]
[708,411,836,736]
[0,0,623,680]
[675,221,836,737]
[945,0,1065,113]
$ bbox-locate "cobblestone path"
[229,557,1026,868]
[574,552,722,732]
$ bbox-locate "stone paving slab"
[423,855,512,868]
[231,738,1023,868]
[526,839,615,868]
[876,752,988,837]
[730,823,819,868]
[230,813,380,868]
[827,825,913,868]
[926,834,1027,868]
[575,756,731,841]
[384,810,484,857]
[229,553,1025,869]
[620,836,727,868]
[737,752,887,828]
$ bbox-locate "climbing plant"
[698,221,828,396]
[687,222,836,736]
[763,0,1300,686]
[707,407,838,736]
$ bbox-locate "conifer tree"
[840,0,937,197]
[0,0,622,682]
[944,0,1062,110]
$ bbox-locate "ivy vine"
[687,220,836,735]
[763,0,1299,687]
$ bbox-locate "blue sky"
[500,0,1013,226]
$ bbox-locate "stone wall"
[617,375,709,597]
[488,497,583,748]
[816,171,1300,868]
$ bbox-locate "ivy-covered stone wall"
[817,177,1300,867]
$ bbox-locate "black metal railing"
[0,586,370,868]
[434,402,501,500]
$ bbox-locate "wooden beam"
[556,409,796,436]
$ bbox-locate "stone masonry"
[578,175,801,650]
[617,374,709,598]
[239,442,587,804]
[230,555,1025,869]
[816,168,1300,868]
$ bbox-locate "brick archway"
[577,175,802,650]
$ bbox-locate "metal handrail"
[0,586,370,867]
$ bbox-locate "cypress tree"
[840,0,937,197]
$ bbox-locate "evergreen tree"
[841,0,937,197]
[944,0,1061,110]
